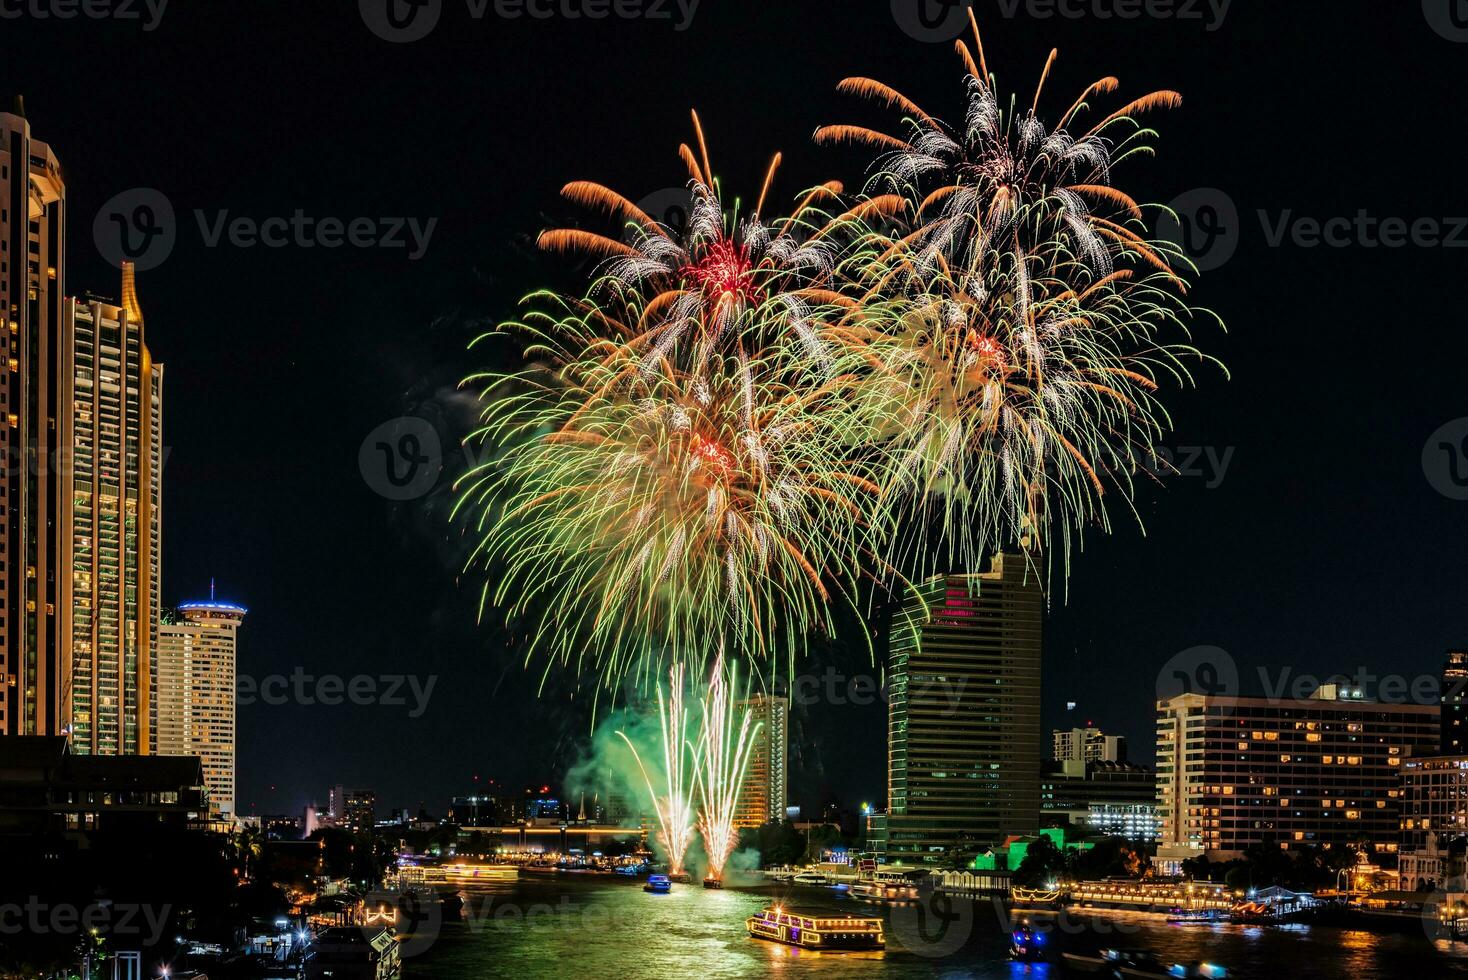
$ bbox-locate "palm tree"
[234,824,267,881]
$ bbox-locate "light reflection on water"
[406,876,1468,980]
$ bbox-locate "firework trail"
[616,664,695,876]
[693,654,760,883]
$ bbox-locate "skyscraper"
[879,552,1043,863]
[1053,726,1128,763]
[1442,649,1468,756]
[0,102,68,741]
[63,264,164,756]
[734,694,788,828]
[156,591,244,816]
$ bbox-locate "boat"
[702,876,724,889]
[1061,948,1226,979]
[791,871,830,886]
[850,869,918,901]
[304,927,400,980]
[1166,907,1224,924]
[668,872,693,884]
[643,874,671,894]
[746,905,885,951]
[1009,920,1046,962]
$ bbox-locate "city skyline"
[3,4,1467,823]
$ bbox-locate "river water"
[406,875,1468,979]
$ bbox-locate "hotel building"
[0,105,163,754]
[734,694,788,828]
[0,103,68,741]
[1041,759,1159,842]
[156,593,244,817]
[64,266,163,756]
[877,552,1043,862]
[1155,685,1438,869]
[1443,650,1468,756]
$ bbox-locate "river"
[405,875,1468,979]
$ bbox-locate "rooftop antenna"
[210,578,216,601]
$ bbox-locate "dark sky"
[8,2,1468,818]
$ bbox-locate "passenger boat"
[304,927,401,980]
[746,905,885,951]
[643,874,671,894]
[850,869,918,901]
[1009,920,1046,962]
[1166,907,1224,924]
[1061,948,1226,978]
[790,870,830,886]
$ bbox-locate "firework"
[820,12,1225,574]
[454,126,888,689]
[617,664,695,876]
[692,654,760,883]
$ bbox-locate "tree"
[1014,837,1067,887]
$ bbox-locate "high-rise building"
[1053,726,1128,764]
[1155,685,1438,871]
[64,265,163,756]
[156,591,244,816]
[1399,754,1468,890]
[329,785,377,834]
[879,552,1043,863]
[0,103,68,741]
[734,694,788,828]
[1442,650,1468,756]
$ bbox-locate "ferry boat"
[304,927,400,980]
[850,869,918,901]
[1009,920,1046,962]
[643,874,671,894]
[746,905,885,951]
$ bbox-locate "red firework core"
[683,238,761,304]
[690,433,735,476]
[967,332,1008,370]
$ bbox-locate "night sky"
[7,2,1468,818]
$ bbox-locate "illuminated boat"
[702,877,724,889]
[668,872,693,884]
[850,870,919,901]
[746,905,885,951]
[1009,920,1046,962]
[643,875,671,894]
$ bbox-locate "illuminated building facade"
[1443,650,1468,756]
[879,553,1043,863]
[1155,686,1438,867]
[735,694,788,828]
[329,785,376,833]
[0,104,68,741]
[156,594,244,816]
[64,265,163,756]
[1399,754,1468,891]
[1040,759,1158,842]
[1053,726,1127,763]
